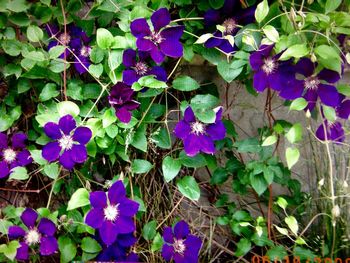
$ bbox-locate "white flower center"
[304,76,320,90]
[173,239,186,254]
[80,46,91,57]
[3,148,16,163]
[103,204,119,221]
[59,33,71,45]
[262,58,277,75]
[134,62,148,75]
[222,18,237,34]
[25,229,41,246]
[191,122,206,135]
[150,32,164,45]
[58,135,74,150]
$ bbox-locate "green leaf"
[210,167,229,185]
[285,147,299,169]
[173,76,200,91]
[131,159,153,174]
[235,238,251,256]
[57,101,80,117]
[263,25,279,42]
[255,0,269,23]
[17,78,31,93]
[102,108,117,128]
[25,51,46,62]
[323,105,336,122]
[217,60,245,82]
[39,83,59,101]
[26,25,43,42]
[209,0,225,9]
[285,215,298,235]
[162,156,182,182]
[250,173,268,195]
[266,246,288,261]
[285,123,302,143]
[134,75,167,90]
[177,176,201,201]
[276,197,288,210]
[262,135,277,146]
[290,98,308,111]
[279,44,308,60]
[6,0,30,12]
[151,233,164,252]
[67,188,90,210]
[179,151,207,168]
[58,236,77,263]
[9,167,28,180]
[89,64,103,78]
[325,0,341,13]
[43,163,60,179]
[0,240,19,261]
[195,33,214,44]
[81,237,102,254]
[48,45,66,59]
[131,129,148,152]
[275,225,289,235]
[314,45,341,73]
[234,138,261,153]
[142,220,157,241]
[96,28,114,49]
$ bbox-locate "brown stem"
[267,184,273,239]
[60,0,68,101]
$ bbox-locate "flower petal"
[90,191,107,208]
[16,150,33,166]
[151,8,171,32]
[123,69,140,86]
[337,100,350,119]
[199,134,216,155]
[206,121,226,141]
[74,56,90,74]
[174,220,189,239]
[116,107,132,124]
[123,49,137,67]
[42,142,61,162]
[279,80,304,100]
[161,26,184,41]
[73,127,92,145]
[21,208,38,228]
[11,133,27,149]
[295,57,315,77]
[253,70,268,92]
[318,84,340,107]
[136,38,155,52]
[85,208,104,229]
[149,66,167,81]
[159,39,183,58]
[249,52,264,71]
[183,134,201,157]
[40,236,58,256]
[174,121,191,140]
[44,122,62,140]
[116,216,136,234]
[218,39,236,53]
[161,244,174,261]
[184,107,195,123]
[100,220,118,245]
[0,161,10,179]
[318,68,341,83]
[8,226,26,238]
[184,235,202,254]
[59,115,76,135]
[204,36,223,49]
[118,198,139,216]
[108,180,126,204]
[16,242,29,261]
[38,218,56,236]
[130,18,151,38]
[59,150,75,170]
[150,47,165,64]
[0,133,7,149]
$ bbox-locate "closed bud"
[332,205,340,218]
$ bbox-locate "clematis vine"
[46,24,91,74]
[249,44,294,93]
[42,115,92,170]
[85,180,139,246]
[316,120,345,143]
[130,8,184,64]
[8,208,58,261]
[0,132,32,179]
[204,0,256,53]
[108,82,140,123]
[174,106,226,157]
[279,58,341,111]
[161,220,202,263]
[122,49,167,85]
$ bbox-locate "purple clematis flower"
[8,208,58,261]
[85,180,139,246]
[42,115,92,170]
[108,82,140,123]
[249,44,294,93]
[336,97,350,120]
[204,0,256,53]
[279,58,341,111]
[97,233,139,262]
[161,220,202,263]
[0,132,32,179]
[174,106,226,157]
[46,24,91,74]
[122,49,167,85]
[130,8,184,64]
[316,120,345,143]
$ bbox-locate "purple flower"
[0,132,32,179]
[46,24,91,74]
[42,115,92,170]
[8,208,58,261]
[130,8,184,64]
[249,44,294,93]
[204,0,256,53]
[279,58,341,111]
[174,106,226,157]
[316,120,345,143]
[161,220,202,263]
[122,49,167,85]
[85,181,139,246]
[108,82,140,123]
[96,233,139,262]
[336,97,350,119]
